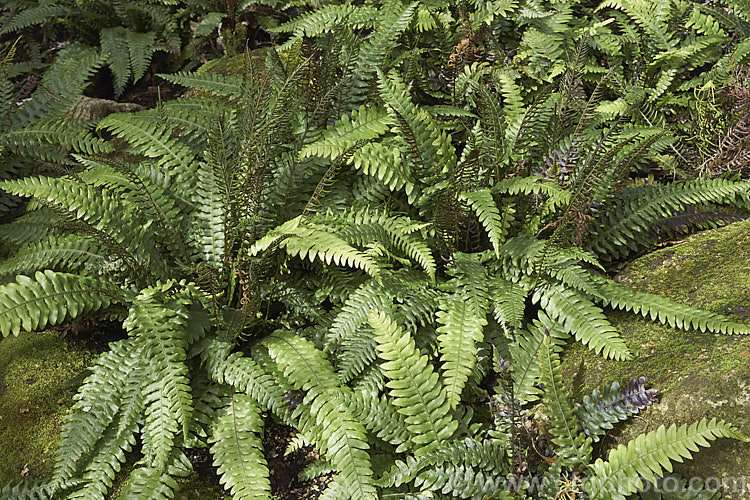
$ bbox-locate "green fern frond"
[378,69,456,182]
[369,310,458,453]
[200,338,291,422]
[301,105,393,160]
[250,216,380,277]
[191,158,227,269]
[100,27,132,93]
[97,114,197,188]
[158,71,245,99]
[0,5,68,35]
[117,451,191,500]
[459,188,513,257]
[0,235,106,278]
[509,315,561,404]
[534,284,631,360]
[597,279,750,335]
[489,277,528,333]
[210,393,271,500]
[0,479,56,499]
[53,338,142,487]
[0,120,114,159]
[0,175,166,274]
[539,335,593,467]
[124,286,194,469]
[126,30,157,84]
[0,270,118,336]
[263,331,376,500]
[585,170,750,261]
[585,418,745,500]
[350,139,416,196]
[415,463,508,498]
[347,389,410,451]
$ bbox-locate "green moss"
[561,220,750,494]
[0,330,95,484]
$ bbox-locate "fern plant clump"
[0,0,749,498]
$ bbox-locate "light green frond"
[597,279,750,335]
[350,139,416,196]
[459,188,513,257]
[509,320,546,404]
[378,69,456,181]
[117,451,191,500]
[200,338,291,422]
[534,284,631,361]
[126,30,157,84]
[369,310,458,453]
[0,120,114,159]
[191,159,226,269]
[210,393,271,500]
[586,418,744,500]
[301,105,393,160]
[100,27,132,92]
[97,113,197,186]
[0,270,118,337]
[348,388,410,451]
[263,331,376,500]
[489,277,528,333]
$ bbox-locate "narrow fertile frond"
[210,393,271,500]
[0,270,119,336]
[369,310,458,453]
[585,418,745,500]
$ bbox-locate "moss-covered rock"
[0,332,227,498]
[562,220,750,498]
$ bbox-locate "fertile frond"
[210,393,271,500]
[0,270,119,336]
[369,310,458,453]
[534,284,631,360]
[585,418,745,500]
[263,331,376,499]
[597,279,750,335]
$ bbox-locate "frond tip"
[0,270,119,336]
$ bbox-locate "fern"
[369,309,458,453]
[585,418,745,500]
[263,331,377,499]
[0,270,119,336]
[209,393,271,500]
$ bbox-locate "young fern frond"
[369,309,458,454]
[209,393,271,500]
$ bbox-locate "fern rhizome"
[1,0,750,498]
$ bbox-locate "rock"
[65,96,144,122]
[562,219,750,498]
